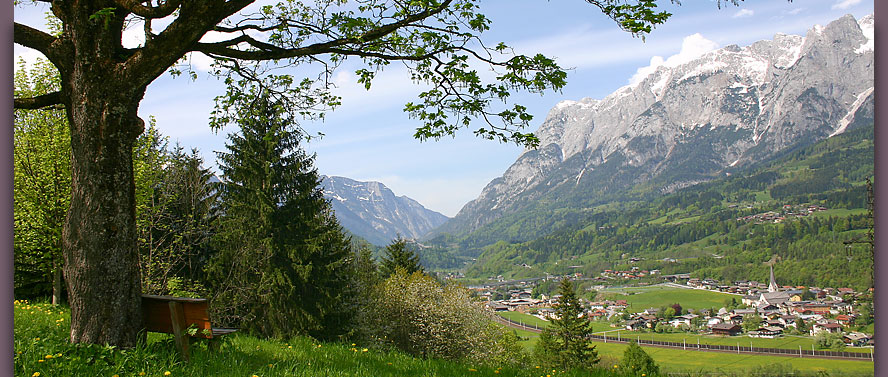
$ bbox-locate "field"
[505,326,874,375]
[600,285,739,311]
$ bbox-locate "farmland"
[600,285,739,311]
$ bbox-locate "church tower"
[768,264,778,293]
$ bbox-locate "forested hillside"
[427,125,873,290]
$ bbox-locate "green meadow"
[601,285,739,311]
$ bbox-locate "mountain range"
[321,176,449,246]
[427,14,874,250]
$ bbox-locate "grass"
[508,327,873,375]
[15,299,619,377]
[593,331,871,352]
[601,285,737,311]
[17,299,874,377]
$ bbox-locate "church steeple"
[768,264,778,293]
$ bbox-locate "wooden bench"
[142,294,237,361]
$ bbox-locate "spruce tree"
[380,237,423,278]
[619,341,660,376]
[534,278,598,370]
[208,88,353,340]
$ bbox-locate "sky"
[13,0,875,217]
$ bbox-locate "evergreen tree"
[534,279,598,370]
[208,88,354,340]
[380,236,423,278]
[619,341,660,376]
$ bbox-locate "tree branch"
[14,92,64,110]
[114,0,184,19]
[14,22,58,57]
[193,0,453,61]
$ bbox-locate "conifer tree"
[380,237,424,278]
[534,278,598,370]
[619,341,660,376]
[208,88,353,340]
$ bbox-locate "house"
[625,320,645,331]
[750,326,783,338]
[810,323,843,336]
[835,314,854,325]
[843,332,871,347]
[707,317,724,327]
[711,323,742,336]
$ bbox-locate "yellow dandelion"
[642,374,647,377]
[362,348,368,352]
[38,359,45,363]
[287,346,292,349]
[387,362,393,365]
[113,374,119,377]
[613,365,618,368]
[268,364,274,368]
[32,373,40,377]
[164,372,171,376]
[468,368,477,372]
[535,366,540,369]
[139,373,145,376]
[252,375,259,377]
[56,353,61,357]
[44,355,52,359]
[494,371,500,374]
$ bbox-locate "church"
[757,265,790,307]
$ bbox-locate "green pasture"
[601,285,738,311]
[508,327,873,375]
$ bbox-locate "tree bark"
[61,72,147,347]
[52,260,62,306]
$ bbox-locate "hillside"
[454,124,873,290]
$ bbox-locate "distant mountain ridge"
[428,14,874,243]
[321,176,449,246]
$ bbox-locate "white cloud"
[785,8,806,16]
[628,33,719,86]
[832,0,862,10]
[733,9,755,19]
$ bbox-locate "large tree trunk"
[61,75,146,347]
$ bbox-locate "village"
[477,265,874,349]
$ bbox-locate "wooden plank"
[168,301,191,361]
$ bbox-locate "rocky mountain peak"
[431,14,874,239]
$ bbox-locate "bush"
[366,270,527,366]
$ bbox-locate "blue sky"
[14,0,874,217]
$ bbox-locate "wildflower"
[56,353,61,357]
[139,373,145,376]
[44,355,52,359]
[252,375,259,377]
[494,371,499,374]
[32,373,40,377]
[113,374,119,377]
[362,348,368,352]
[164,372,171,376]
[268,364,274,368]
[468,368,477,372]
[613,365,618,368]
[288,346,292,349]
[38,359,45,363]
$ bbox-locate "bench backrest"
[142,295,213,339]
